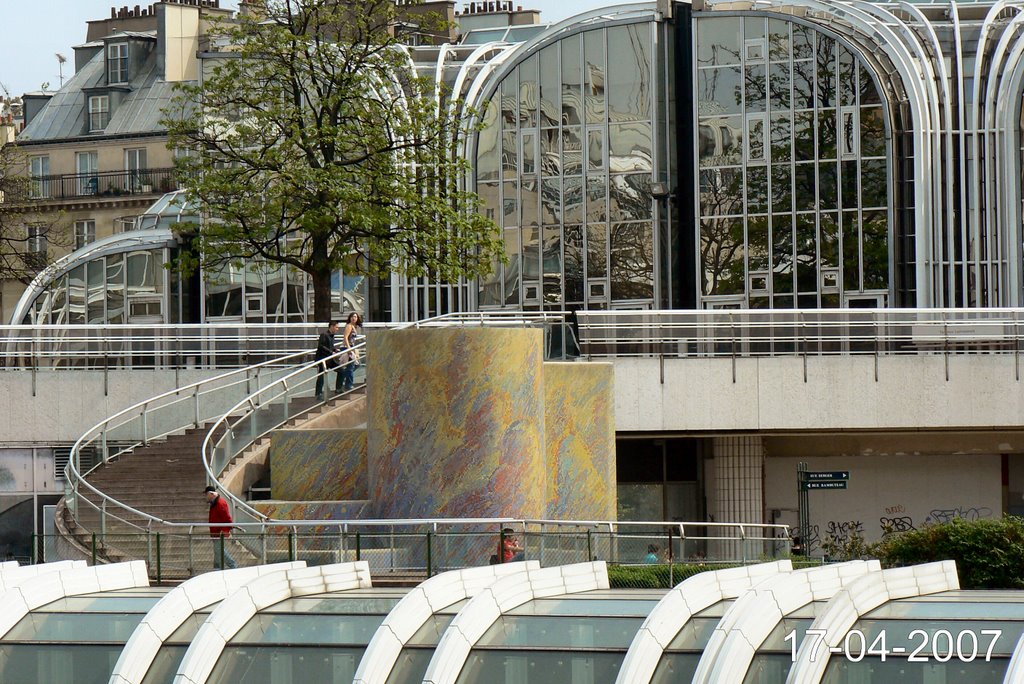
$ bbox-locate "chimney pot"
[111,7,117,18]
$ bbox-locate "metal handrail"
[576,307,1024,357]
[200,340,368,522]
[0,323,355,370]
[62,311,570,546]
[64,346,317,534]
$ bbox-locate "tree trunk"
[311,268,333,323]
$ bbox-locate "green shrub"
[608,563,742,589]
[873,517,1024,589]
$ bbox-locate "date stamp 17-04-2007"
[784,628,1005,663]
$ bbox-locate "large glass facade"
[695,15,891,309]
[476,21,662,311]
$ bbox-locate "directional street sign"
[805,471,850,481]
[803,481,848,490]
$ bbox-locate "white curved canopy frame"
[172,561,371,684]
[615,560,793,684]
[353,561,538,684]
[421,561,609,684]
[691,560,881,684]
[786,560,959,684]
[109,562,306,684]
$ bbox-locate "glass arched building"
[465,0,1024,314]
[15,0,1024,324]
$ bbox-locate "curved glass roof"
[6,561,1024,684]
[818,592,1024,684]
[454,589,664,684]
[0,587,170,684]
[207,588,407,684]
[650,598,735,684]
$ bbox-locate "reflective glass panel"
[584,30,606,124]
[509,598,659,617]
[610,174,652,222]
[478,97,500,182]
[563,126,583,175]
[700,168,743,217]
[476,615,643,648]
[702,217,745,296]
[700,116,743,167]
[456,650,627,684]
[697,17,742,67]
[607,24,651,121]
[230,614,384,644]
[384,649,434,684]
[4,612,144,642]
[561,34,583,126]
[609,122,652,172]
[209,646,365,684]
[519,54,538,129]
[745,65,767,113]
[793,59,814,110]
[698,66,743,116]
[141,645,188,684]
[862,209,888,290]
[0,644,124,684]
[821,657,1008,684]
[651,653,703,684]
[611,222,654,300]
[564,224,584,302]
[539,45,559,128]
[587,224,608,278]
[816,35,836,107]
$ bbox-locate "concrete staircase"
[59,390,365,579]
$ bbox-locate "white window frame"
[74,220,96,250]
[88,95,110,132]
[76,151,99,195]
[26,224,47,254]
[745,38,766,61]
[107,43,128,84]
[840,106,859,159]
[125,148,148,192]
[745,113,767,164]
[29,155,50,198]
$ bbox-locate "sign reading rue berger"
[802,471,850,490]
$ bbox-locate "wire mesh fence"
[35,526,793,586]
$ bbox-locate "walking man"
[205,485,237,569]
[314,320,342,400]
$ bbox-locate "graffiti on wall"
[877,504,992,536]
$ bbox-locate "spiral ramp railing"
[54,312,647,581]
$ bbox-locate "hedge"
[873,517,1024,589]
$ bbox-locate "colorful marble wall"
[269,429,367,501]
[252,500,371,521]
[366,327,548,519]
[543,362,617,520]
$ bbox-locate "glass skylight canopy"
[6,560,1024,684]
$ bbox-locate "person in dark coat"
[314,320,342,400]
[205,485,237,569]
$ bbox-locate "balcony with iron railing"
[29,168,178,202]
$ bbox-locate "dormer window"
[108,43,129,84]
[89,95,110,131]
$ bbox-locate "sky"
[0,0,612,97]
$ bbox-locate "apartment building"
[3,0,231,324]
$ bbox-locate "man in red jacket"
[205,485,237,569]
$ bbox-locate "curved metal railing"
[61,312,573,549]
[54,309,801,576]
[63,346,317,537]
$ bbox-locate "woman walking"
[339,312,363,391]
